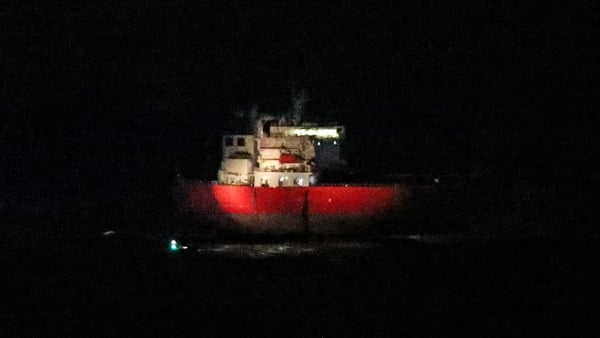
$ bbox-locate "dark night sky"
[2,1,598,219]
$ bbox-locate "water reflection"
[194,241,378,258]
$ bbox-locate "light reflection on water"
[390,233,473,243]
[193,241,379,258]
[99,229,491,258]
[187,233,478,258]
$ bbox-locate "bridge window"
[237,137,245,147]
[225,137,233,146]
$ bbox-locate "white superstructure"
[217,116,345,187]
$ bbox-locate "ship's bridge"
[218,134,255,185]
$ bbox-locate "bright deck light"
[291,128,339,138]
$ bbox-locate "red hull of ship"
[176,181,412,234]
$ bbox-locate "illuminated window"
[294,177,304,186]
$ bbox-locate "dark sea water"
[3,227,600,337]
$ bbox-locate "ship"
[175,115,425,235]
